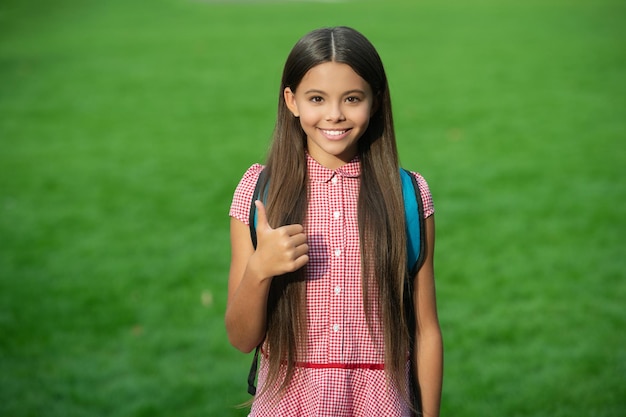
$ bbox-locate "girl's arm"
[412,214,443,417]
[225,201,309,353]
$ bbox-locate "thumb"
[254,200,271,230]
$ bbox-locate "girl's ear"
[284,87,299,117]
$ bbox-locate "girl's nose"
[325,104,346,122]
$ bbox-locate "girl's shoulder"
[229,164,266,225]
[239,163,266,184]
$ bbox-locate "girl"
[226,27,442,417]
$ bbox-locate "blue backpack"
[246,168,426,398]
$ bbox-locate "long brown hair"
[260,26,411,404]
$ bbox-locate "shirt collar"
[306,152,361,183]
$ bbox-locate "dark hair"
[261,26,411,406]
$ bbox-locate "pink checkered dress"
[229,154,434,417]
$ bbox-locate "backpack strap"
[247,346,261,395]
[400,168,426,276]
[249,168,268,250]
[400,168,426,416]
[246,168,268,395]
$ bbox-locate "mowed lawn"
[1,0,624,416]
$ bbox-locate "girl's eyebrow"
[304,89,367,96]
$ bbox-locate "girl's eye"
[310,96,323,103]
[346,96,361,103]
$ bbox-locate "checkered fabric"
[229,154,434,417]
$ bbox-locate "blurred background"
[1,0,624,415]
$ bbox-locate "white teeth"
[322,130,347,136]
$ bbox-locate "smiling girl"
[226,27,443,417]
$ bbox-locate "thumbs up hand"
[252,200,309,278]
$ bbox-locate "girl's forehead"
[299,62,371,92]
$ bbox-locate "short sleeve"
[229,164,265,225]
[410,171,435,218]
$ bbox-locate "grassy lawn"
[1,0,624,415]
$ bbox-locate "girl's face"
[284,62,376,170]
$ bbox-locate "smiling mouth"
[320,129,351,138]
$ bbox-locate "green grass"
[1,0,625,415]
